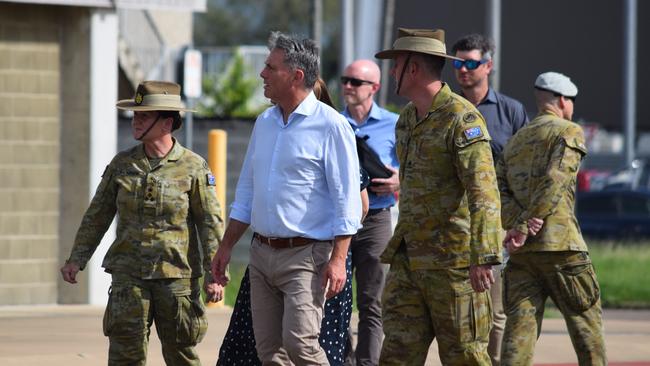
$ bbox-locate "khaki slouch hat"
[116,80,195,112]
[375,27,462,61]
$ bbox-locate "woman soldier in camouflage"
[60,81,224,365]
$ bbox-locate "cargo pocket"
[450,269,492,343]
[555,260,600,313]
[102,286,114,337]
[176,295,208,345]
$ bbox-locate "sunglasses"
[340,76,374,87]
[452,59,489,70]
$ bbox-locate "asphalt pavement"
[0,305,649,365]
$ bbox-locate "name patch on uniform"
[206,174,216,186]
[463,126,483,140]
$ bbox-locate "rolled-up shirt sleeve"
[229,123,257,225]
[324,118,362,236]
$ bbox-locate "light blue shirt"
[343,101,399,209]
[230,92,362,240]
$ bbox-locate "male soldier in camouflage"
[375,28,502,365]
[497,72,606,365]
[60,81,224,365]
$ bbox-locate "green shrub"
[199,51,261,119]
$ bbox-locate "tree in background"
[194,0,341,82]
[199,51,263,119]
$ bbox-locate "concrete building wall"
[57,7,94,305]
[0,3,63,305]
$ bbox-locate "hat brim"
[115,99,196,113]
[375,49,462,61]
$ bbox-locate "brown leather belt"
[253,233,316,249]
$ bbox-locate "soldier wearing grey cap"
[496,72,606,365]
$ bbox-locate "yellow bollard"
[207,129,227,308]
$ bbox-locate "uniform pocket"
[555,260,600,313]
[176,295,208,345]
[455,289,492,343]
[450,268,492,343]
[102,287,114,337]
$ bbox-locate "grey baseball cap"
[534,72,578,98]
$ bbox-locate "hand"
[469,264,494,292]
[370,166,399,196]
[321,257,347,299]
[204,280,224,303]
[503,229,527,254]
[527,217,544,236]
[60,262,80,284]
[211,246,232,286]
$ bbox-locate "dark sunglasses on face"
[340,76,374,87]
[452,58,489,70]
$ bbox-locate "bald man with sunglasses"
[340,59,399,366]
[452,33,529,366]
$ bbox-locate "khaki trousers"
[249,237,333,366]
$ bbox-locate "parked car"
[576,189,650,238]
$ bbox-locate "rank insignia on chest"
[206,173,216,186]
[463,126,483,140]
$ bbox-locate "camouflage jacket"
[383,83,502,269]
[67,139,223,279]
[496,110,587,252]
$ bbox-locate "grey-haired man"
[211,32,362,365]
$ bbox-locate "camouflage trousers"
[379,249,492,365]
[103,273,208,366]
[501,251,606,366]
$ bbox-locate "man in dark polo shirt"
[452,33,529,366]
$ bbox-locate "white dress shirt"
[230,91,362,240]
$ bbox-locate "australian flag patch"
[206,173,216,186]
[463,126,483,141]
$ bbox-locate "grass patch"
[587,240,650,308]
[223,262,248,307]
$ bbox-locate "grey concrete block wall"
[0,3,62,305]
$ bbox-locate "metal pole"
[623,0,637,166]
[311,0,323,64]
[341,0,354,75]
[185,98,194,150]
[485,0,501,91]
[379,0,395,107]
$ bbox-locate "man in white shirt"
[211,31,362,365]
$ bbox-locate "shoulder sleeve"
[67,159,119,270]
[454,111,492,149]
[562,124,588,156]
[523,124,585,220]
[452,109,501,265]
[190,159,224,275]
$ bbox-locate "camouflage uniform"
[67,139,223,365]
[496,110,606,366]
[380,83,502,365]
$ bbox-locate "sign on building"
[183,49,202,99]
